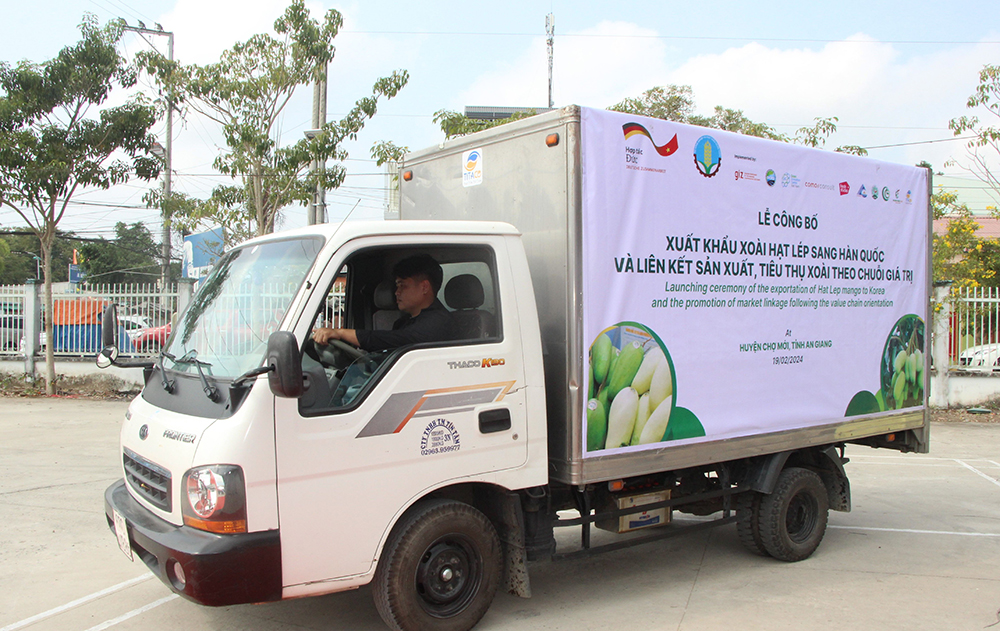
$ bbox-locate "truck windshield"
[165,237,324,379]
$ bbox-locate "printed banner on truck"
[580,107,929,457]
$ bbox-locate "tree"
[78,221,160,285]
[949,63,1000,206]
[141,0,408,240]
[0,15,160,392]
[931,189,1000,288]
[0,231,76,285]
[611,86,867,152]
[609,85,785,141]
[433,108,539,140]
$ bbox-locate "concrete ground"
[1,397,998,631]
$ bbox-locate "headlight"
[182,465,247,534]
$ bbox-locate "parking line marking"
[0,575,152,631]
[82,595,178,631]
[955,459,1000,488]
[830,525,1000,537]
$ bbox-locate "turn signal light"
[182,465,247,534]
[545,133,560,147]
[402,170,413,181]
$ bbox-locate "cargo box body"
[399,105,930,486]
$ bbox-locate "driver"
[313,253,453,352]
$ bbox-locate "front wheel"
[758,467,829,562]
[373,499,502,631]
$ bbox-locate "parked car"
[133,322,170,352]
[0,315,23,351]
[118,314,154,343]
[958,343,1000,371]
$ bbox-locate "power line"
[342,29,1000,46]
[863,135,977,150]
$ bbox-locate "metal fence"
[950,286,1000,371]
[0,285,26,353]
[0,283,177,358]
[0,280,347,360]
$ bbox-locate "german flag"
[622,122,679,157]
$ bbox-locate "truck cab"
[105,220,548,613]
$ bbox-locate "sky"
[1,0,999,242]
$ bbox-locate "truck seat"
[371,280,400,330]
[445,274,496,340]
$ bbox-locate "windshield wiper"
[158,351,176,394]
[172,350,220,402]
[231,364,274,389]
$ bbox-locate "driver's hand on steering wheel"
[312,327,338,345]
[312,327,361,349]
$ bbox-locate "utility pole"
[123,22,174,289]
[306,62,328,225]
[546,13,555,109]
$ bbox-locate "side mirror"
[96,346,119,369]
[267,331,304,398]
[101,304,119,348]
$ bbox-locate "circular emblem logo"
[139,424,149,440]
[693,135,722,178]
[464,150,481,172]
[766,169,776,186]
[882,187,891,202]
[872,185,879,200]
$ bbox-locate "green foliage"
[0,14,159,392]
[433,109,538,140]
[370,140,408,167]
[140,0,408,238]
[0,232,74,284]
[609,85,697,122]
[949,63,1000,200]
[610,85,785,141]
[932,189,1000,288]
[77,222,160,285]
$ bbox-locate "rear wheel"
[373,499,501,631]
[736,491,769,556]
[758,467,828,562]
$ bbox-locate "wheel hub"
[417,541,471,607]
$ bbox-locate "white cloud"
[459,21,673,110]
[668,35,1000,167]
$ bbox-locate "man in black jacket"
[313,253,453,352]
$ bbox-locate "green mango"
[592,334,612,386]
[605,347,620,390]
[893,370,906,403]
[586,398,607,451]
[588,362,595,400]
[893,350,908,374]
[597,386,610,413]
[606,341,645,401]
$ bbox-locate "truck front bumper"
[104,479,282,606]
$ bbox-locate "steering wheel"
[304,337,365,370]
[327,338,365,359]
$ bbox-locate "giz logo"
[482,358,506,368]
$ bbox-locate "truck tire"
[373,499,502,631]
[758,467,828,562]
[735,491,769,556]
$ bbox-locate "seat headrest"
[445,274,485,310]
[374,280,396,310]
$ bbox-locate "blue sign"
[183,228,224,279]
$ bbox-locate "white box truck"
[100,106,931,631]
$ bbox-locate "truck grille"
[123,447,172,512]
